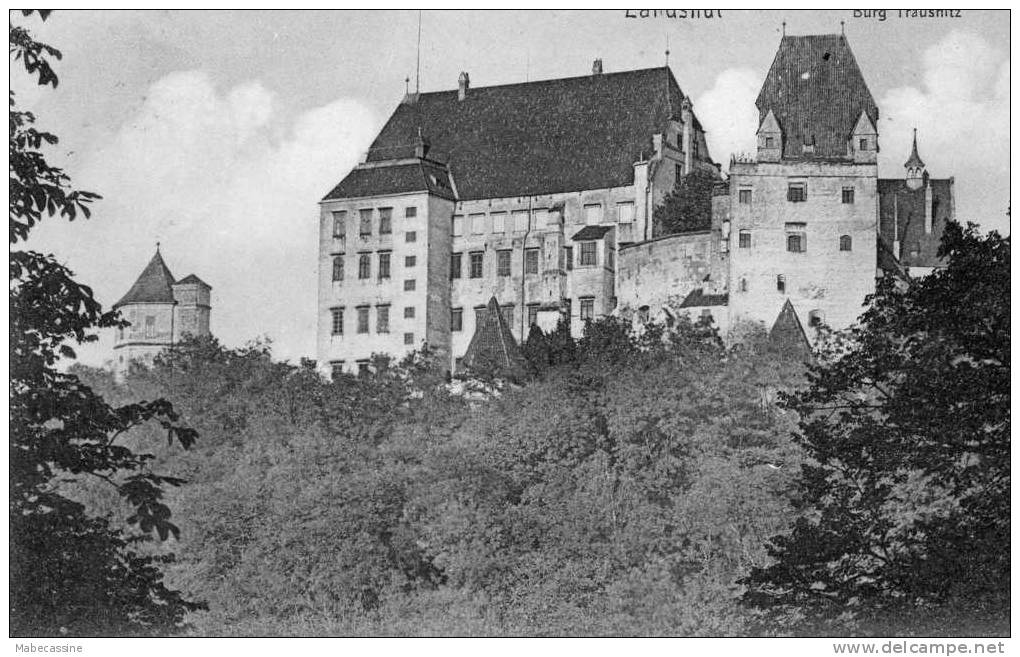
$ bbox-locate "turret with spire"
[905,128,927,190]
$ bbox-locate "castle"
[112,246,212,375]
[317,33,953,378]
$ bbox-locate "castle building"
[318,61,718,377]
[112,247,212,375]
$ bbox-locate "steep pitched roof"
[769,299,812,357]
[342,67,709,201]
[461,296,526,381]
[756,34,878,160]
[904,129,926,169]
[877,178,953,268]
[174,274,210,288]
[113,250,176,309]
[324,159,455,201]
[678,288,729,308]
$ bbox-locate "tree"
[742,222,1010,635]
[10,12,201,635]
[652,167,720,237]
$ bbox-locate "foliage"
[652,167,720,237]
[9,12,201,636]
[742,223,1010,635]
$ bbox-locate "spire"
[113,247,177,309]
[460,296,526,381]
[904,128,925,169]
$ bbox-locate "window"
[332,210,346,238]
[357,361,370,376]
[527,304,539,328]
[474,305,487,322]
[579,241,597,266]
[787,234,804,253]
[356,306,369,334]
[700,308,712,320]
[330,361,344,380]
[469,213,486,235]
[376,305,390,333]
[379,207,393,235]
[617,202,634,224]
[563,299,572,320]
[469,251,484,278]
[491,212,506,234]
[583,204,603,225]
[404,332,414,345]
[840,235,853,251]
[330,307,344,335]
[358,254,371,279]
[564,246,573,270]
[777,274,786,293]
[738,230,751,248]
[739,189,752,204]
[580,297,595,322]
[403,279,416,291]
[405,255,416,267]
[739,278,748,292]
[534,208,550,228]
[332,256,344,282]
[607,248,615,269]
[497,249,512,277]
[359,209,372,237]
[675,164,683,184]
[765,136,775,149]
[525,248,539,274]
[512,210,529,233]
[118,327,124,341]
[145,315,156,339]
[450,253,462,279]
[859,138,868,150]
[378,252,391,280]
[451,308,463,332]
[842,187,855,204]
[787,183,806,203]
[452,215,464,236]
[501,304,514,327]
[403,306,415,319]
[405,206,417,218]
[405,231,417,243]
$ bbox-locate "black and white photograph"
[8,7,1011,650]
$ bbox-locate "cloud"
[695,68,762,170]
[27,70,379,366]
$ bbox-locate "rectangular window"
[376,305,390,333]
[675,164,683,184]
[330,361,344,380]
[491,212,506,234]
[469,251,484,278]
[527,304,539,328]
[580,297,595,322]
[583,204,603,225]
[787,234,805,253]
[565,246,573,271]
[469,213,486,235]
[357,361,370,376]
[403,279,416,291]
[512,210,529,233]
[404,332,414,345]
[840,235,853,251]
[451,308,463,332]
[859,138,868,150]
[787,183,806,203]
[378,252,391,280]
[358,254,371,279]
[776,275,786,293]
[607,248,615,269]
[533,208,549,228]
[405,206,417,218]
[359,209,372,237]
[765,136,775,149]
[525,248,539,274]
[452,215,464,237]
[357,306,369,334]
[332,256,344,282]
[330,307,344,335]
[579,241,597,266]
[404,255,416,267]
[450,252,462,279]
[497,249,512,277]
[739,189,752,204]
[378,207,393,235]
[842,187,855,204]
[403,306,415,319]
[501,304,514,327]
[617,202,634,224]
[332,210,346,238]
[474,305,487,322]
[738,230,751,248]
[405,231,417,243]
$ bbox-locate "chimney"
[592,58,603,75]
[458,72,470,101]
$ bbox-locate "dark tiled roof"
[571,225,614,241]
[904,129,925,169]
[114,250,176,309]
[769,299,811,357]
[324,160,455,201]
[678,288,729,308]
[877,178,953,268]
[350,67,710,200]
[756,34,878,160]
[175,274,210,288]
[461,296,526,381]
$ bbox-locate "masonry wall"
[114,302,176,373]
[616,231,716,317]
[172,284,211,340]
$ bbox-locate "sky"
[13,9,1011,366]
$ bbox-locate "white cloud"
[695,68,762,170]
[27,70,379,366]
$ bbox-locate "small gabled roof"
[461,296,526,381]
[678,288,729,308]
[571,225,614,241]
[769,299,812,357]
[113,249,176,309]
[175,274,210,288]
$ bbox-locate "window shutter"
[786,186,793,202]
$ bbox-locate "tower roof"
[461,296,526,381]
[904,129,926,169]
[756,34,878,159]
[769,299,812,357]
[113,248,177,309]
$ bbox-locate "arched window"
[839,235,852,252]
